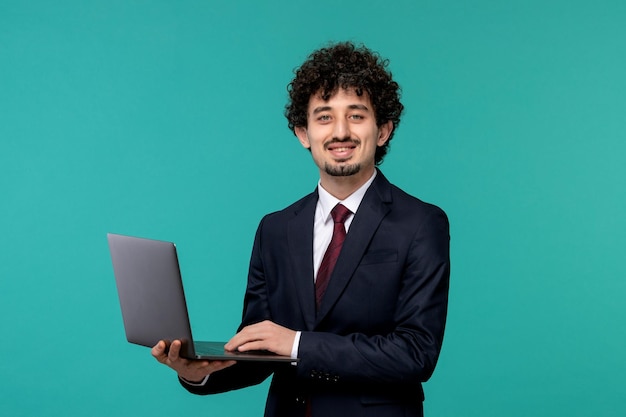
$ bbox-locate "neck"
[319,167,375,200]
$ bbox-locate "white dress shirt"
[291,170,377,358]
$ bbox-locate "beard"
[319,138,363,176]
[324,162,361,177]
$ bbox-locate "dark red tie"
[315,203,352,310]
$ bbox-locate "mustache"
[324,137,360,149]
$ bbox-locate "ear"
[377,121,394,146]
[295,126,311,149]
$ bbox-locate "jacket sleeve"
[179,361,275,395]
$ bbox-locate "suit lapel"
[315,171,393,324]
[287,191,318,330]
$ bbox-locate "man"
[152,41,450,417]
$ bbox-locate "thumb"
[151,340,167,360]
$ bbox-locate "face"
[295,88,393,184]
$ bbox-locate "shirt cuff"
[180,374,210,386]
[291,331,301,362]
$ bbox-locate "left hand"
[225,320,296,357]
[151,339,235,382]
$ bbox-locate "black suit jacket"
[182,171,450,417]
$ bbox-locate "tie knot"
[331,203,351,224]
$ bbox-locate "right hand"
[151,340,236,383]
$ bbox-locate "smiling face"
[295,88,393,190]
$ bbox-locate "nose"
[332,117,350,139]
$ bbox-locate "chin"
[324,163,361,177]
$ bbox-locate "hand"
[151,340,236,382]
[225,320,296,357]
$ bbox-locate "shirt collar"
[316,170,377,223]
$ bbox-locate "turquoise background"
[1,1,625,415]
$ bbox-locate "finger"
[226,333,258,351]
[224,337,239,352]
[236,340,267,352]
[225,323,265,351]
[151,340,168,361]
[168,340,182,361]
[225,332,245,351]
[151,341,163,356]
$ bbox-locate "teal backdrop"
[1,1,625,416]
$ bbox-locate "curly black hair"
[285,41,404,165]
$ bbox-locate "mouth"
[326,140,358,159]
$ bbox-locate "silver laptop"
[108,233,295,362]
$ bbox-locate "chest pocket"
[360,250,397,265]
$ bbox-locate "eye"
[349,114,364,120]
[317,114,331,122]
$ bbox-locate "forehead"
[308,88,373,112]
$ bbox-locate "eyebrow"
[311,104,370,114]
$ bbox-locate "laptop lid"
[107,233,295,362]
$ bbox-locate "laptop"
[107,233,296,362]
